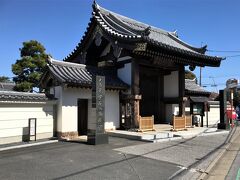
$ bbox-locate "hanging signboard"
[28,118,37,141]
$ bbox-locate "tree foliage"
[0,76,11,83]
[12,40,49,92]
[185,70,197,80]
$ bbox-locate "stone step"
[107,130,173,142]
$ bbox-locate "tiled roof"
[185,79,210,95]
[0,82,15,91]
[189,96,209,103]
[44,58,128,90]
[95,4,205,53]
[0,91,51,102]
[64,2,223,66]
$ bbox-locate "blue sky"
[0,0,240,92]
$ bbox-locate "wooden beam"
[163,97,180,104]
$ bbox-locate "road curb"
[197,142,231,180]
[197,127,239,180]
[0,140,59,152]
[198,131,229,137]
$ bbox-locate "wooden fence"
[185,115,193,128]
[138,115,155,132]
[172,116,186,131]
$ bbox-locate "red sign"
[226,110,237,120]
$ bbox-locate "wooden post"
[131,59,140,128]
[178,66,185,116]
[230,89,233,127]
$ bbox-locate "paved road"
[0,133,228,180]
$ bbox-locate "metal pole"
[231,89,234,128]
[206,111,208,128]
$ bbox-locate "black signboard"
[28,118,37,141]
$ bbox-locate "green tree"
[12,40,49,92]
[0,76,11,82]
[185,70,197,80]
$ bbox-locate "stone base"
[87,133,109,145]
[57,131,78,140]
[217,123,230,130]
[0,132,53,145]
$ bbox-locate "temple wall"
[55,87,120,135]
[52,86,63,132]
[61,87,91,133]
[165,104,179,123]
[164,71,179,123]
[0,103,54,145]
[164,71,179,98]
[203,101,220,126]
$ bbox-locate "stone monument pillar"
[88,75,109,145]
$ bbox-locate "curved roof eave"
[63,1,224,65]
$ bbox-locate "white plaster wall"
[105,90,119,130]
[61,87,91,133]
[53,86,63,132]
[117,63,131,85]
[60,87,120,133]
[203,102,220,126]
[165,104,179,123]
[164,71,179,98]
[0,103,54,144]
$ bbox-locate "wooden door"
[77,99,88,135]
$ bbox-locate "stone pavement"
[108,125,229,142]
[0,137,180,180]
[0,131,230,180]
[114,132,229,180]
[0,138,58,152]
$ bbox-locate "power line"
[202,83,226,86]
[207,49,240,53]
[199,75,240,79]
[225,54,240,58]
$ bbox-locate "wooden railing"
[172,116,186,131]
[138,115,155,132]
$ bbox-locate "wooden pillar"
[158,72,165,123]
[131,59,140,95]
[178,65,185,116]
[131,59,141,128]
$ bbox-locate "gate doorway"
[77,99,88,135]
